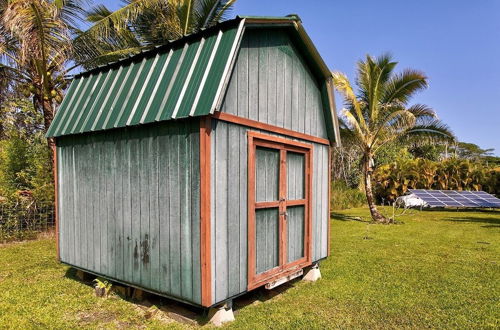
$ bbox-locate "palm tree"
[0,0,84,157]
[74,0,236,69]
[333,54,454,223]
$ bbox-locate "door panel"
[255,147,280,202]
[287,205,305,263]
[255,208,280,274]
[287,152,305,200]
[247,131,313,290]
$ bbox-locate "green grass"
[0,208,499,329]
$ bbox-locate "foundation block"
[208,301,235,326]
[303,263,321,282]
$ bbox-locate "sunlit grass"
[0,207,498,328]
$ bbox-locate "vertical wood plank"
[190,122,201,304]
[276,34,285,128]
[149,127,160,291]
[106,132,116,278]
[248,32,259,121]
[258,32,268,123]
[90,135,99,273]
[159,124,171,293]
[214,121,228,302]
[114,129,124,279]
[227,124,240,296]
[267,38,277,126]
[123,128,133,286]
[237,36,249,119]
[180,121,193,300]
[130,128,141,284]
[169,123,181,297]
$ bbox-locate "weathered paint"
[57,120,202,304]
[220,28,328,139]
[210,120,329,305]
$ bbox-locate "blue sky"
[102,0,500,155]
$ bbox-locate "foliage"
[407,143,443,161]
[451,142,494,160]
[0,0,86,159]
[74,0,237,68]
[1,209,499,327]
[331,146,362,188]
[373,158,500,202]
[374,142,412,168]
[332,53,454,222]
[0,99,53,203]
[93,278,112,297]
[330,180,366,210]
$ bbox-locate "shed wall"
[220,28,328,139]
[57,120,202,304]
[210,120,329,304]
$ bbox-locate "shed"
[47,15,341,309]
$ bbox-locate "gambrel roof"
[47,15,340,144]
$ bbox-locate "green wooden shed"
[47,15,341,309]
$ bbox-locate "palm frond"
[332,71,367,132]
[406,103,436,120]
[404,119,455,144]
[381,69,428,104]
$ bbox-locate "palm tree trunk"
[363,154,390,223]
[34,95,56,169]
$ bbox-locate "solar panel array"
[408,189,500,208]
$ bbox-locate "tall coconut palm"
[0,0,85,158]
[333,54,454,223]
[74,0,236,69]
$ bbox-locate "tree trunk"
[363,154,391,223]
[33,95,56,176]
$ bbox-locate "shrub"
[331,180,366,210]
[373,158,500,202]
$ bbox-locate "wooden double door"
[247,132,313,290]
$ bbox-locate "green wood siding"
[220,29,328,139]
[57,120,201,304]
[210,120,329,305]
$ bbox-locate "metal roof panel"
[47,23,242,137]
[47,16,339,145]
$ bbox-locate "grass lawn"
[0,207,498,329]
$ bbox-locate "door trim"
[213,111,330,146]
[247,131,313,290]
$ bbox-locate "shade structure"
[408,189,500,208]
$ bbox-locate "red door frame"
[247,131,313,290]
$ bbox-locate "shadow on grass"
[64,267,205,326]
[232,277,301,311]
[63,266,303,326]
[445,216,500,226]
[330,212,370,222]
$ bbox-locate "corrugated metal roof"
[47,15,340,144]
[47,19,244,137]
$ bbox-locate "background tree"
[0,0,85,159]
[333,54,454,223]
[74,0,236,68]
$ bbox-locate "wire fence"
[0,203,55,243]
